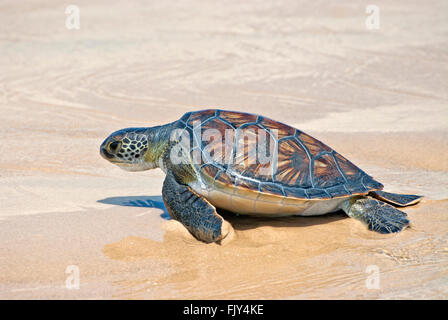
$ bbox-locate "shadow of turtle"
[218,208,348,231]
[98,195,348,230]
[97,196,171,220]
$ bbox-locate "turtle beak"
[100,145,114,160]
[99,139,116,160]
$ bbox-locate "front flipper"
[369,190,422,207]
[162,173,232,243]
[342,197,410,234]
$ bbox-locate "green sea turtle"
[100,109,422,243]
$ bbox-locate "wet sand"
[0,1,447,299]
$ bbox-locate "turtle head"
[100,127,157,172]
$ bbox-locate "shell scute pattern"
[181,109,382,200]
[276,138,311,187]
[260,183,284,197]
[215,170,235,186]
[297,131,332,157]
[306,188,330,199]
[219,110,258,128]
[259,117,296,139]
[326,184,351,198]
[200,117,235,166]
[284,187,307,199]
[233,123,275,182]
[200,163,220,181]
[313,153,346,188]
[235,177,259,192]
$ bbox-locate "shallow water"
[0,0,447,299]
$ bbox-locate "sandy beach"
[0,0,447,299]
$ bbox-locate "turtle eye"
[108,141,121,154]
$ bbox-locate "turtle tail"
[369,190,422,207]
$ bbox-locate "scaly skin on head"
[100,120,197,183]
[100,122,173,172]
[100,127,152,171]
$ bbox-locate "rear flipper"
[369,190,422,207]
[342,197,410,234]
